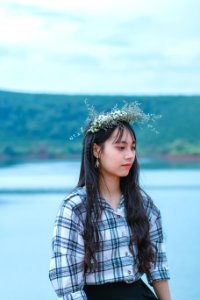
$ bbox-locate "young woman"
[49,103,171,300]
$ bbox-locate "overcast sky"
[0,0,199,95]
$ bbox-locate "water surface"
[0,160,199,300]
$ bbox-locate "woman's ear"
[93,143,101,158]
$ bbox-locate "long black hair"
[77,122,155,273]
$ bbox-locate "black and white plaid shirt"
[49,187,170,300]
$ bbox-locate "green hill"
[0,90,200,160]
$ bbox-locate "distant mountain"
[0,90,200,160]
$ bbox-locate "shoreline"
[1,153,200,162]
[151,154,200,162]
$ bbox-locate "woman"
[49,103,171,300]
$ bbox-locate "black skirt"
[84,279,157,300]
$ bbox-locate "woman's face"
[94,127,136,180]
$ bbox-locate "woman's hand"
[152,280,171,300]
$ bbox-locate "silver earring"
[95,158,100,168]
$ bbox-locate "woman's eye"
[116,145,136,151]
[117,146,125,150]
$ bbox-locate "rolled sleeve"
[49,201,86,300]
[146,209,170,284]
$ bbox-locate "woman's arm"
[49,200,86,300]
[145,203,171,298]
[152,280,171,300]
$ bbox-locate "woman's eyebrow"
[115,140,136,145]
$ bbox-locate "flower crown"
[69,100,160,140]
[87,101,160,134]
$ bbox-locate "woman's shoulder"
[59,186,87,216]
[141,190,160,219]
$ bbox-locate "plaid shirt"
[49,187,170,300]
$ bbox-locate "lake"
[0,160,200,300]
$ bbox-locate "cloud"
[0,2,86,22]
[48,53,100,67]
[0,0,199,94]
[0,45,29,59]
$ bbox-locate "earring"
[95,158,100,168]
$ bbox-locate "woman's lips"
[121,163,132,168]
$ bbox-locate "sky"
[0,0,199,95]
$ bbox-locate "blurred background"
[0,1,200,299]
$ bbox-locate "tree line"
[0,90,200,160]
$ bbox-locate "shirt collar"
[98,194,125,211]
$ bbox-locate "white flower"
[86,101,160,134]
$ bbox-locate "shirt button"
[127,270,132,275]
[122,231,125,236]
[125,251,129,256]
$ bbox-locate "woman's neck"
[99,175,121,210]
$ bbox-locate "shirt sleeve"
[49,200,87,300]
[146,208,170,284]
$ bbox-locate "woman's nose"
[125,149,135,159]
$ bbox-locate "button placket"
[121,230,126,237]
[127,269,132,275]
